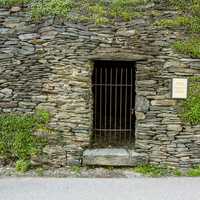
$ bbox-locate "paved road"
[0,177,200,200]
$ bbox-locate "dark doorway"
[92,60,136,147]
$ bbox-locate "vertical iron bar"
[129,67,133,143]
[104,66,107,143]
[125,67,128,144]
[114,66,118,143]
[109,67,112,144]
[100,67,103,143]
[119,67,123,145]
[94,66,97,144]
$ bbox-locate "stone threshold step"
[82,148,148,167]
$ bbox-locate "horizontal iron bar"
[94,129,132,131]
[92,84,132,86]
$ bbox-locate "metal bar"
[109,67,112,143]
[94,66,97,144]
[93,84,132,86]
[125,67,128,144]
[94,130,131,132]
[114,66,118,141]
[92,61,135,147]
[129,67,133,142]
[100,67,103,142]
[119,67,123,143]
[104,66,107,143]
[105,67,107,130]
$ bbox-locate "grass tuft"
[134,164,182,177]
[173,38,200,58]
[15,160,31,173]
[187,166,200,177]
[180,77,200,125]
[0,110,50,172]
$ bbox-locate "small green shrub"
[0,0,150,23]
[88,3,109,25]
[134,164,182,177]
[180,77,200,125]
[110,0,145,22]
[111,0,148,8]
[31,0,73,20]
[0,110,49,166]
[13,131,37,160]
[155,0,200,58]
[0,0,31,7]
[155,17,191,28]
[187,166,200,177]
[34,109,50,126]
[173,38,200,58]
[190,17,200,33]
[15,160,31,173]
[71,165,81,174]
[35,167,44,176]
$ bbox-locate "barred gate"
[92,61,136,147]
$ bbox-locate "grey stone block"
[82,148,148,166]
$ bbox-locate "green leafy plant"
[110,0,144,21]
[155,0,200,58]
[34,109,50,126]
[15,160,31,173]
[180,77,200,125]
[71,165,81,174]
[0,110,49,167]
[187,166,200,177]
[155,17,191,28]
[134,164,182,177]
[88,3,109,25]
[1,0,150,23]
[35,167,44,176]
[0,0,31,7]
[173,38,200,58]
[31,0,73,20]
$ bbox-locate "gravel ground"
[0,166,142,178]
[0,177,200,200]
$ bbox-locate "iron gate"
[92,61,136,147]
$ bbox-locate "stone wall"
[0,4,200,168]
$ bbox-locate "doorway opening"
[92,60,136,147]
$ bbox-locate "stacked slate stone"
[0,4,200,168]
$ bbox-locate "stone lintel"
[89,53,149,62]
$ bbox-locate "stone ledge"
[88,53,150,61]
[82,148,148,167]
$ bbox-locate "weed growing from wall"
[180,77,200,125]
[0,0,31,7]
[155,0,200,58]
[0,110,50,172]
[0,0,150,24]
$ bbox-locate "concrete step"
[82,148,148,167]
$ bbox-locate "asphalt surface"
[0,177,200,200]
